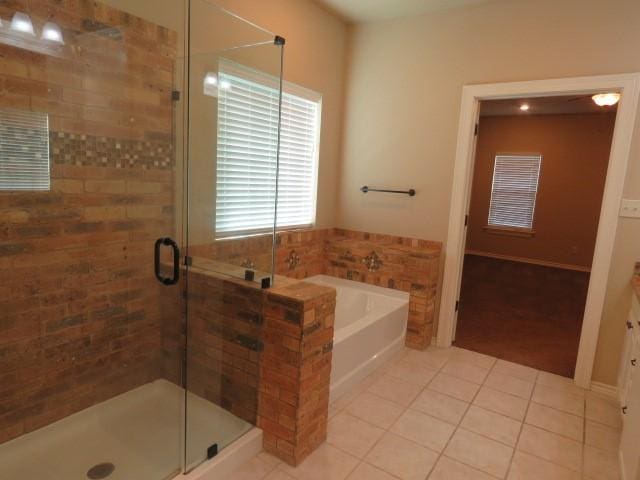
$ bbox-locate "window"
[488,154,542,230]
[215,60,321,237]
[0,108,50,191]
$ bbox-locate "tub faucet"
[286,250,301,270]
[362,251,382,272]
[240,258,255,269]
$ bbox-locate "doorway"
[454,96,616,377]
[438,74,640,387]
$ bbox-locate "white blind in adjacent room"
[488,154,542,230]
[215,60,321,236]
[0,108,50,191]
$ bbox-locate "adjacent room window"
[0,108,50,191]
[488,154,542,230]
[215,60,321,237]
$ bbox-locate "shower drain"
[86,462,115,479]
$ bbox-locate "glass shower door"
[183,0,284,472]
[0,0,187,479]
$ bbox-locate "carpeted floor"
[454,254,590,378]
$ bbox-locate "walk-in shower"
[0,0,283,478]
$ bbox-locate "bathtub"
[305,275,409,402]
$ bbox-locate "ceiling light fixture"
[41,22,64,43]
[592,93,620,107]
[10,12,35,35]
[519,104,530,111]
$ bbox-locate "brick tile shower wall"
[0,0,178,443]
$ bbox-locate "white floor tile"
[450,348,497,370]
[404,347,452,370]
[517,424,582,472]
[585,393,622,428]
[583,444,621,480]
[367,374,423,407]
[473,386,528,421]
[280,444,359,480]
[536,372,586,397]
[390,409,455,452]
[344,392,405,429]
[385,359,438,386]
[525,402,583,442]
[346,462,397,480]
[327,413,385,458]
[366,432,439,480]
[507,451,580,480]
[492,359,538,383]
[584,419,621,453]
[227,456,277,480]
[441,360,490,384]
[531,384,584,417]
[257,453,283,468]
[428,372,480,402]
[264,469,296,480]
[410,389,469,425]
[484,371,534,399]
[460,405,522,446]
[444,428,513,478]
[428,456,496,480]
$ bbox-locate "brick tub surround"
[0,0,178,444]
[326,229,441,349]
[190,227,442,349]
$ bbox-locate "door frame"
[437,73,640,388]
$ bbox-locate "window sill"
[483,225,535,238]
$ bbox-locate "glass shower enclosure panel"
[183,0,283,471]
[0,0,186,479]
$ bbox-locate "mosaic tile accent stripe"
[50,131,174,170]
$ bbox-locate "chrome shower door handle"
[154,237,180,285]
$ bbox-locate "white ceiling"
[314,0,497,22]
[480,95,619,117]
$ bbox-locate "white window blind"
[0,108,50,191]
[488,154,542,230]
[215,60,321,236]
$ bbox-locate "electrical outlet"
[620,199,640,218]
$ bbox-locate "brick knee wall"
[259,280,335,465]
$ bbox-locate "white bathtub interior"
[305,275,410,402]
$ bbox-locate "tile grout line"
[503,366,539,479]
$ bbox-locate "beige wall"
[340,0,640,384]
[214,0,349,230]
[102,0,349,252]
[467,113,615,269]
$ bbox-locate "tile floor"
[226,346,622,480]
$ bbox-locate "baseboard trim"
[465,250,591,272]
[590,381,618,400]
